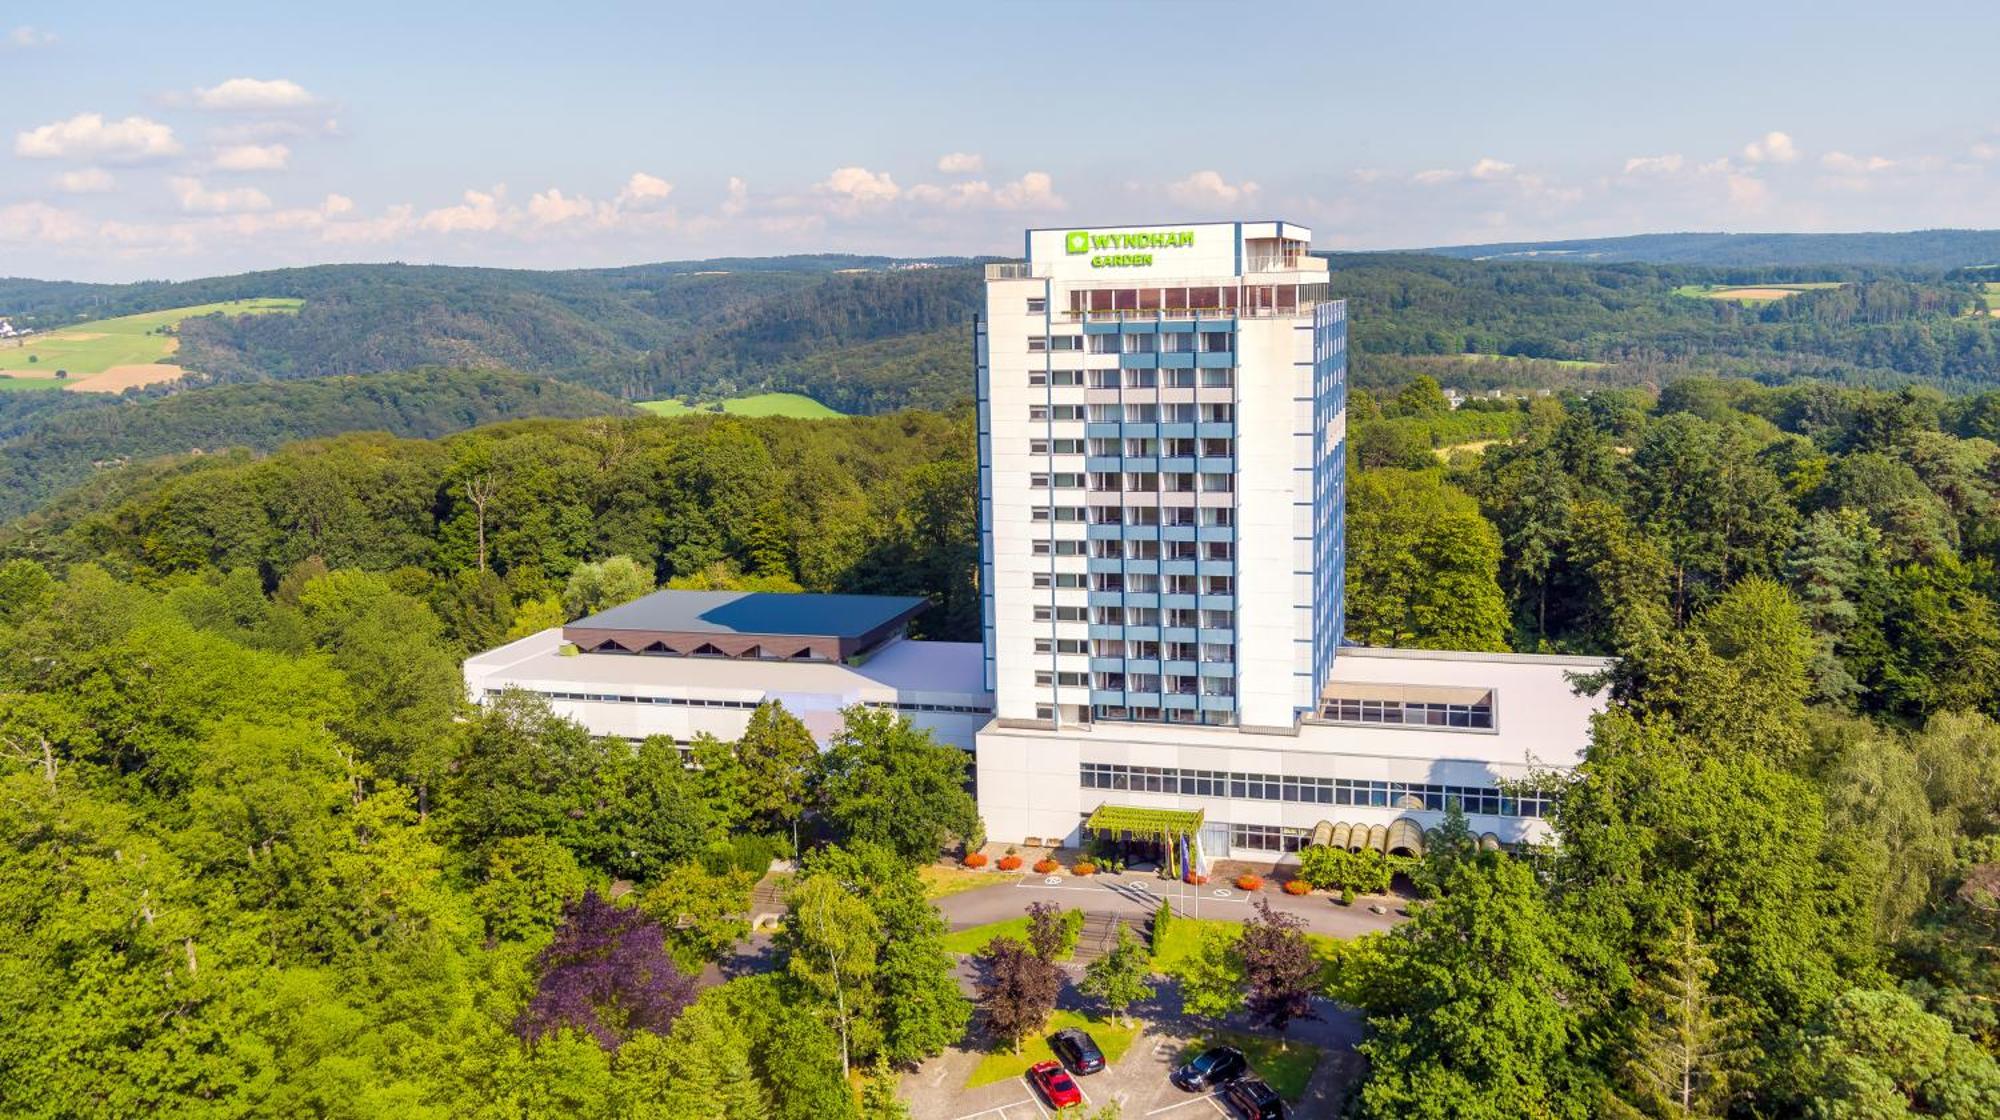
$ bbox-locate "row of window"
[1030,537,1234,561]
[1093,639,1234,662]
[1059,285,1320,316]
[1031,506,1236,527]
[1092,706,1236,725]
[1230,823,1311,853]
[516,689,992,717]
[1088,606,1236,629]
[1030,437,1234,457]
[1029,403,1237,424]
[1029,368,1237,390]
[1091,674,1236,697]
[1078,762,1551,818]
[1322,697,1495,730]
[1027,331,1233,355]
[1078,573,1235,596]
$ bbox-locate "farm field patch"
[0,298,303,389]
[636,392,843,419]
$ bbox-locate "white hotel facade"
[970,221,1609,859]
[464,219,1611,865]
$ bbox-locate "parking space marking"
[945,1101,1032,1120]
[1142,1093,1230,1117]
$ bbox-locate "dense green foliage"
[1,409,981,642]
[0,368,630,521]
[1334,377,2000,1117]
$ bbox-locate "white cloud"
[213,143,290,171]
[1743,131,1799,164]
[6,26,56,48]
[53,168,113,194]
[168,177,273,214]
[907,171,1063,211]
[15,113,181,162]
[1412,169,1460,185]
[1623,154,1685,175]
[527,188,596,226]
[420,188,505,233]
[192,77,319,111]
[1726,173,1770,211]
[0,202,86,244]
[721,177,750,217]
[1470,158,1516,180]
[937,152,984,174]
[818,166,900,206]
[1973,141,1998,162]
[616,172,674,209]
[1820,151,1895,173]
[1166,170,1260,206]
[322,193,354,216]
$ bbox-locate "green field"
[1983,282,2000,313]
[636,392,843,419]
[0,299,303,386]
[1463,352,1607,370]
[1672,282,1844,305]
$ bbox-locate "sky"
[3,1,1998,282]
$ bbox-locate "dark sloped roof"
[569,589,928,640]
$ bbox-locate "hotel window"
[1164,370,1197,389]
[1200,331,1233,353]
[1201,368,1235,389]
[1121,333,1157,354]
[1126,437,1160,456]
[1031,438,1084,455]
[1124,403,1159,423]
[1199,403,1235,423]
[1202,609,1235,629]
[1124,369,1158,389]
[1050,335,1083,351]
[1088,370,1121,389]
[1088,404,1120,422]
[1033,572,1086,590]
[1229,824,1309,853]
[1051,404,1085,421]
[1165,608,1200,629]
[1026,296,1047,313]
[1161,332,1196,353]
[1089,334,1120,354]
[1027,336,1048,353]
[1200,507,1234,527]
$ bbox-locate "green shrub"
[699,833,778,877]
[1058,908,1086,959]
[1150,899,1174,956]
[1296,845,1393,894]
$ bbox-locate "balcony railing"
[986,262,1032,280]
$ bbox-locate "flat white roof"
[466,629,991,704]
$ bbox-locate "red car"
[1027,1060,1083,1110]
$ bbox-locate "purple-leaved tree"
[516,888,697,1050]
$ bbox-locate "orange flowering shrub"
[1072,861,1096,875]
[997,855,1023,871]
[963,852,989,869]
[1283,878,1311,896]
[1235,874,1264,892]
[1033,858,1061,874]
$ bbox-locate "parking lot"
[904,1015,1361,1120]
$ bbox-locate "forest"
[2,374,1997,1115]
[0,369,629,521]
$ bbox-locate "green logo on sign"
[1064,231,1091,255]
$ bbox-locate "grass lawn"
[920,864,1024,900]
[1672,282,1843,305]
[636,392,843,419]
[1461,352,1606,369]
[0,375,62,391]
[0,299,302,382]
[940,915,1034,956]
[966,1010,1143,1089]
[1176,1031,1324,1102]
[1983,282,2000,312]
[1150,916,1342,977]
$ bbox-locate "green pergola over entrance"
[1086,804,1207,879]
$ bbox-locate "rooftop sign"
[1065,228,1198,269]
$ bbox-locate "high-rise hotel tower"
[977,222,1345,730]
[974,222,1611,861]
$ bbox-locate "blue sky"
[4,1,1998,281]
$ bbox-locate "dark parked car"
[1171,1045,1248,1091]
[1221,1076,1287,1119]
[1049,1027,1106,1074]
[1026,1060,1083,1110]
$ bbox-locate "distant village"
[0,317,31,340]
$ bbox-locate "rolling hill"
[1417,229,2000,268]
